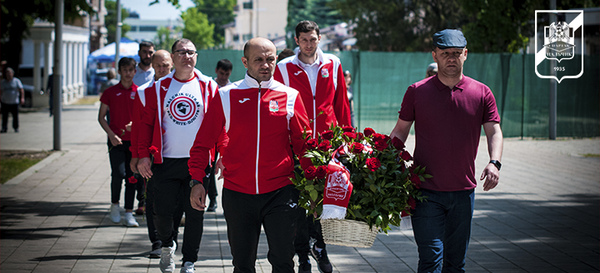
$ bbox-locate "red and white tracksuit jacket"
[129,81,150,158]
[188,73,312,195]
[137,69,219,164]
[274,48,351,137]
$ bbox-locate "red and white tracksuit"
[137,69,218,163]
[188,73,312,195]
[274,48,351,137]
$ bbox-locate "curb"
[4,150,65,185]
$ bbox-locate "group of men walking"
[97,20,503,273]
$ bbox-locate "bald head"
[242,38,278,83]
[243,37,277,59]
[152,50,173,79]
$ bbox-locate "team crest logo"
[325,170,350,201]
[130,91,136,100]
[535,10,584,83]
[165,93,200,125]
[269,100,279,112]
[321,68,329,78]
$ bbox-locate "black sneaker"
[310,245,332,273]
[149,241,162,258]
[298,254,311,273]
[207,200,217,212]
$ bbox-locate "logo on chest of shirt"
[269,100,279,112]
[165,93,201,125]
[321,68,329,78]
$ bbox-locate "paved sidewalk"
[1,103,598,273]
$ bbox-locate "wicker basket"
[321,219,378,248]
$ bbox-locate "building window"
[140,26,158,32]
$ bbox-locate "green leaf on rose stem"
[369,184,377,193]
[310,189,318,202]
[423,174,433,179]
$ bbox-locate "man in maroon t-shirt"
[391,29,504,273]
[98,57,140,227]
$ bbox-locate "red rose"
[364,127,376,137]
[351,142,364,154]
[374,140,388,151]
[401,210,410,217]
[408,196,417,210]
[316,165,328,179]
[306,138,318,149]
[321,130,334,140]
[372,133,389,143]
[149,146,159,155]
[410,173,422,189]
[317,140,331,151]
[341,125,355,133]
[304,166,317,180]
[391,137,405,150]
[343,131,357,140]
[366,157,381,171]
[128,176,138,184]
[400,150,413,161]
[356,132,364,141]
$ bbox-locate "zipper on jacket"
[255,85,261,194]
[312,95,317,138]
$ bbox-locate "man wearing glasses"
[137,39,219,273]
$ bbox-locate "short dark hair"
[277,48,295,62]
[118,57,136,70]
[295,20,320,38]
[216,59,233,71]
[139,41,155,51]
[171,38,193,53]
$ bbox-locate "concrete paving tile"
[2,107,599,272]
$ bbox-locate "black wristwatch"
[189,179,202,188]
[489,160,502,171]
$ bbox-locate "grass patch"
[581,153,600,158]
[0,150,52,184]
[72,95,99,105]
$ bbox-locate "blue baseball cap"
[433,29,467,49]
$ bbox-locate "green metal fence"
[197,50,599,138]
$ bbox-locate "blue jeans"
[411,189,475,273]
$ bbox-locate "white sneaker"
[159,246,176,273]
[109,204,121,223]
[123,212,139,227]
[180,261,195,273]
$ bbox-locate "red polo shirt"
[100,82,137,141]
[398,75,500,191]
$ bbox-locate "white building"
[21,21,89,107]
[224,0,288,50]
[124,17,184,43]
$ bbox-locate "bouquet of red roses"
[292,125,429,233]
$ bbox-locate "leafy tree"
[286,0,343,48]
[0,0,94,72]
[411,0,470,51]
[192,0,236,47]
[181,7,215,49]
[459,0,541,53]
[105,0,131,44]
[155,26,182,51]
[330,0,420,51]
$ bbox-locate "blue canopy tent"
[87,38,140,94]
[88,37,140,63]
